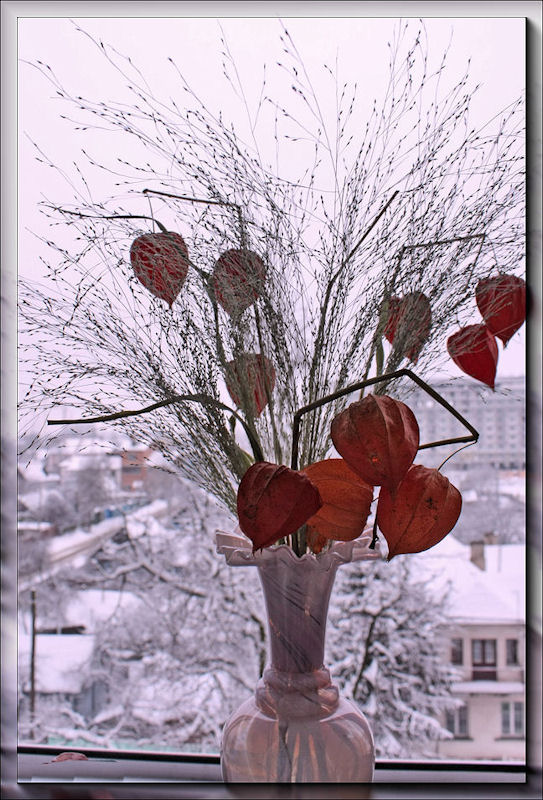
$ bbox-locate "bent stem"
[142,188,247,251]
[48,393,265,464]
[290,368,479,556]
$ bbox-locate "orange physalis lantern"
[130,232,189,307]
[237,462,322,551]
[446,324,498,389]
[302,459,373,545]
[331,394,419,494]
[383,292,432,364]
[212,248,266,316]
[475,273,526,347]
[225,354,276,417]
[376,464,462,559]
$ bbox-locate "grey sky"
[18,14,526,376]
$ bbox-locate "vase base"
[221,696,374,783]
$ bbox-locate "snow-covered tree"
[328,557,457,758]
[18,478,267,750]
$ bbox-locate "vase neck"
[257,559,338,674]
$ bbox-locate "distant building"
[413,534,525,761]
[111,444,152,491]
[407,376,525,470]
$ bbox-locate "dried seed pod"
[376,464,462,559]
[225,354,276,417]
[475,273,526,346]
[212,248,266,316]
[130,232,189,307]
[447,324,498,389]
[331,394,419,494]
[237,462,322,551]
[383,292,432,364]
[302,459,373,544]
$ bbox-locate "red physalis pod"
[331,394,419,494]
[475,273,526,347]
[302,459,373,545]
[381,296,401,343]
[130,232,189,307]
[225,354,276,417]
[376,464,462,559]
[447,324,498,389]
[212,248,266,316]
[237,462,322,551]
[383,292,432,364]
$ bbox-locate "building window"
[446,705,469,738]
[472,639,497,680]
[506,639,519,665]
[501,701,524,737]
[451,638,463,665]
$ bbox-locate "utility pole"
[29,589,37,739]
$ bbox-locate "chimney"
[470,541,485,571]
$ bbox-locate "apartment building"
[406,376,525,470]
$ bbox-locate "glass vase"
[216,530,381,783]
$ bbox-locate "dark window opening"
[451,638,463,665]
[506,638,519,665]
[472,638,497,680]
[446,705,469,738]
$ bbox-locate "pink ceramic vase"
[216,530,381,783]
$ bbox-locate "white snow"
[18,521,54,532]
[62,589,141,631]
[452,681,524,695]
[18,634,95,694]
[410,536,525,624]
[48,519,125,560]
[19,461,59,483]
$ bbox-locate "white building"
[412,534,525,760]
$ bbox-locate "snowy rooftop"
[18,461,59,483]
[19,634,95,694]
[59,589,141,631]
[410,536,525,624]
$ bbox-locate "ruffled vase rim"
[215,528,382,569]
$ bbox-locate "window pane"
[451,638,463,665]
[514,702,524,735]
[484,639,496,665]
[472,640,483,664]
[506,639,518,665]
[445,711,455,734]
[501,702,511,734]
[458,706,468,736]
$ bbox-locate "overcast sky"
[18,14,526,377]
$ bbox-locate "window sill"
[14,746,531,796]
[496,735,526,740]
